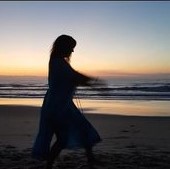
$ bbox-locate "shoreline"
[0,104,170,118]
[0,98,170,117]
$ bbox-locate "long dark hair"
[50,35,77,60]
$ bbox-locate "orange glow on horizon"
[0,66,47,77]
[1,66,170,77]
[1,55,170,77]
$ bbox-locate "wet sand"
[0,105,170,169]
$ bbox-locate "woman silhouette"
[32,35,101,169]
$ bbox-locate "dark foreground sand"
[0,105,170,169]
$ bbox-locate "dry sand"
[0,105,170,169]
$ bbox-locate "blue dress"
[32,57,101,160]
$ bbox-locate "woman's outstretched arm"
[64,59,105,87]
[73,70,96,86]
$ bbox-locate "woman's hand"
[88,77,106,87]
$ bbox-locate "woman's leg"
[85,146,95,165]
[46,141,63,169]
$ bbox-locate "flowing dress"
[32,57,101,160]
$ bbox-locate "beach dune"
[0,105,170,169]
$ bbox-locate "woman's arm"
[73,70,96,86]
[64,59,104,87]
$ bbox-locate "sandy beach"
[0,105,170,169]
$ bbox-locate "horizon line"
[0,72,170,78]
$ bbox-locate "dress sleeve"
[64,61,94,86]
[72,70,93,86]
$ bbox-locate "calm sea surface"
[0,75,170,116]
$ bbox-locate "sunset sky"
[0,1,170,77]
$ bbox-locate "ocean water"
[0,75,170,116]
